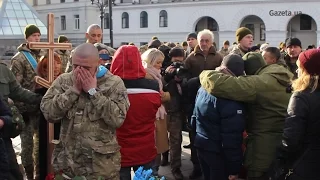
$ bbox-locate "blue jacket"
[192,87,245,175]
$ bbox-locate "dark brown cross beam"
[28,13,72,174]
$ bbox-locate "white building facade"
[30,0,320,49]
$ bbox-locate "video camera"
[171,62,189,79]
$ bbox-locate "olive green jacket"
[200,64,293,177]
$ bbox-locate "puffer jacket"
[193,87,245,175]
[200,64,293,178]
[276,88,320,180]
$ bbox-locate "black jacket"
[277,88,320,179]
[0,97,12,179]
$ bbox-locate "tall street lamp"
[91,0,114,47]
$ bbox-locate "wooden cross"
[28,13,72,174]
[29,13,72,88]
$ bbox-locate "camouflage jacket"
[65,49,75,73]
[218,47,230,58]
[229,45,247,57]
[40,71,129,178]
[56,50,71,73]
[11,43,44,113]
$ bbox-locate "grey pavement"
[12,131,200,180]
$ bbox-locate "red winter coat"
[111,45,161,167]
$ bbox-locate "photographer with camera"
[162,47,189,180]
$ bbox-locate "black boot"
[160,150,169,166]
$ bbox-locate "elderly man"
[184,29,223,179]
[40,43,130,179]
[200,52,293,180]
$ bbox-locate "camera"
[171,62,189,79]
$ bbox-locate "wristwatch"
[88,88,97,96]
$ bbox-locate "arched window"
[159,10,168,27]
[104,13,110,29]
[140,11,148,28]
[122,12,129,28]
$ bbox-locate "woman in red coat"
[110,45,161,180]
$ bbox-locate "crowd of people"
[0,22,320,180]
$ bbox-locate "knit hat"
[148,39,161,49]
[250,46,260,52]
[24,24,41,39]
[298,49,320,75]
[186,33,197,40]
[169,47,185,58]
[221,54,245,76]
[242,52,267,75]
[58,35,68,43]
[94,43,108,52]
[285,38,302,48]
[236,27,253,42]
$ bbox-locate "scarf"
[145,67,163,92]
[145,67,166,120]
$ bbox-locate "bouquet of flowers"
[133,167,166,180]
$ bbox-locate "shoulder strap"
[21,51,38,71]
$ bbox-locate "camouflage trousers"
[20,113,39,176]
[167,112,184,171]
[55,151,121,180]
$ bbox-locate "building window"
[300,14,312,30]
[46,0,51,4]
[60,0,65,3]
[159,10,168,27]
[74,15,80,30]
[74,0,79,1]
[104,13,110,29]
[33,0,38,6]
[121,42,128,45]
[61,16,66,30]
[245,24,255,38]
[207,18,218,31]
[140,11,148,28]
[260,24,265,41]
[122,12,129,29]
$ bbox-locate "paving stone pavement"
[12,131,201,180]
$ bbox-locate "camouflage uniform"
[65,49,74,73]
[56,49,71,73]
[0,63,42,180]
[229,45,247,57]
[40,71,130,179]
[11,43,44,179]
